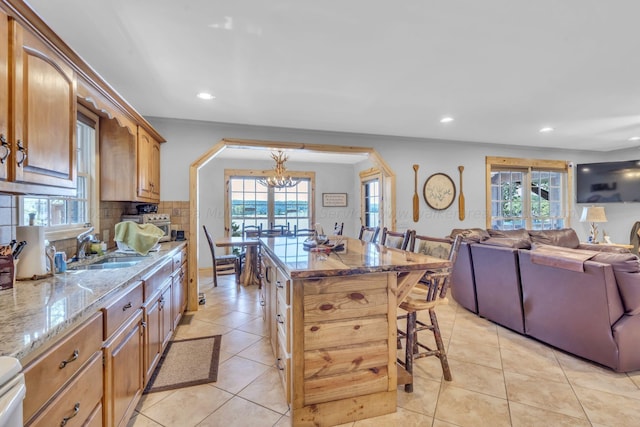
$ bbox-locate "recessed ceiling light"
[197,92,215,100]
[628,136,640,141]
[440,117,454,123]
[539,127,554,133]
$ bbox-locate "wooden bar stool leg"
[404,310,416,392]
[430,309,452,381]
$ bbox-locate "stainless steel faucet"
[76,226,95,259]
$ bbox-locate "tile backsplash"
[0,195,190,259]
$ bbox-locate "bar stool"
[397,234,462,392]
[358,225,380,243]
[380,227,413,250]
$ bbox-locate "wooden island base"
[259,237,450,426]
[294,390,397,426]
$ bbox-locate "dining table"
[215,236,261,286]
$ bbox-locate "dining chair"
[358,225,380,243]
[203,225,240,287]
[380,227,412,250]
[270,222,291,236]
[242,223,262,238]
[397,234,462,392]
[294,225,315,237]
[333,222,344,235]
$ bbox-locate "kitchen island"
[259,236,450,426]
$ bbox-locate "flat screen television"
[576,160,640,203]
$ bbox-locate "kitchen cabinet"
[22,312,103,426]
[137,126,160,201]
[171,246,187,330]
[0,11,76,195]
[102,281,144,427]
[100,119,161,202]
[141,258,173,385]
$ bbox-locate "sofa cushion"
[528,229,580,249]
[480,237,531,249]
[487,229,530,241]
[578,243,630,253]
[591,252,640,315]
[448,228,490,242]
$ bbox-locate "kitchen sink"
[68,255,147,270]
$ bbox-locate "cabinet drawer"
[23,312,103,423]
[103,281,143,339]
[84,402,103,427]
[276,291,290,354]
[172,252,182,271]
[28,352,103,427]
[276,332,291,404]
[275,274,290,306]
[143,258,172,301]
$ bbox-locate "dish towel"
[114,221,165,255]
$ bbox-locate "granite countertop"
[0,241,186,363]
[260,236,449,279]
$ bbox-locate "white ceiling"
[25,0,640,153]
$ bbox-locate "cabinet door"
[150,139,160,198]
[100,117,137,201]
[104,310,144,427]
[144,298,162,384]
[0,11,8,181]
[171,268,183,330]
[11,19,76,189]
[137,126,152,200]
[160,284,173,350]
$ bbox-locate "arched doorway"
[185,138,396,310]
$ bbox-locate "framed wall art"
[322,193,348,207]
[423,173,456,210]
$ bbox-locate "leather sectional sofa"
[446,228,640,372]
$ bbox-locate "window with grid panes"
[487,156,571,230]
[229,176,312,234]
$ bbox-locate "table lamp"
[580,206,607,243]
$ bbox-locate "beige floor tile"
[447,338,503,370]
[555,351,640,399]
[136,389,176,412]
[446,358,507,399]
[237,336,276,365]
[630,370,640,388]
[173,318,233,340]
[127,412,164,427]
[196,396,282,427]
[500,342,566,382]
[396,377,441,416]
[504,371,586,419]
[273,415,292,426]
[408,351,450,382]
[209,310,262,329]
[214,355,271,394]
[573,385,640,427]
[140,384,233,427]
[432,419,464,427]
[237,314,270,336]
[352,407,433,426]
[434,385,511,427]
[238,367,289,414]
[219,328,263,354]
[509,401,591,427]
[450,316,500,348]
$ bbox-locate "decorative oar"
[458,165,465,221]
[413,164,419,222]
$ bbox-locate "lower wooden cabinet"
[28,352,103,427]
[22,312,103,426]
[103,281,145,427]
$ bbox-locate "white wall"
[151,116,640,263]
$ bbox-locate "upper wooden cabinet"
[136,126,160,201]
[100,118,161,202]
[0,14,77,195]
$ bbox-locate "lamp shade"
[580,206,607,223]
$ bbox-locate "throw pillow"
[487,229,530,241]
[480,237,531,249]
[528,229,580,249]
[592,252,640,315]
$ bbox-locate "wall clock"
[423,173,456,210]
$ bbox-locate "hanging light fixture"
[257,151,299,188]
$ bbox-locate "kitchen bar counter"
[259,236,450,426]
[0,241,186,364]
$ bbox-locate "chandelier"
[257,151,299,188]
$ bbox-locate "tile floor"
[128,271,640,427]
